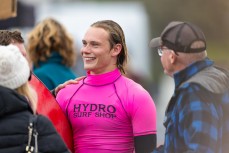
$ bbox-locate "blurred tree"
[142,0,229,78]
[144,0,229,40]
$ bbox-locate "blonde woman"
[0,45,70,153]
[27,18,77,90]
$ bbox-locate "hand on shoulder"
[54,76,86,96]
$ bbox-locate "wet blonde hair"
[16,82,38,114]
[27,18,76,67]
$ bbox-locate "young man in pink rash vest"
[56,20,157,153]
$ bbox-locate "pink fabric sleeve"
[128,85,157,136]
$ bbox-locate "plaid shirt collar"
[173,58,214,89]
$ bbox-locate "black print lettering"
[73,112,92,117]
[73,104,116,113]
[72,104,117,119]
[90,104,97,111]
[82,104,89,111]
[95,112,116,119]
[98,104,106,112]
[74,104,81,112]
[107,105,116,113]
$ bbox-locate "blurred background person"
[0,30,31,67]
[27,17,77,90]
[0,29,74,152]
[0,45,70,153]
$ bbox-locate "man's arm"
[179,84,220,152]
[130,84,157,153]
[134,134,156,153]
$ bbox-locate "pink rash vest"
[56,68,156,153]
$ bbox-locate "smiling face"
[81,27,120,75]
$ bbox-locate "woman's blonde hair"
[27,17,76,67]
[16,82,38,114]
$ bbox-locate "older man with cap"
[150,21,229,153]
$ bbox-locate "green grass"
[207,41,229,69]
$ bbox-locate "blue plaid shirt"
[154,58,229,153]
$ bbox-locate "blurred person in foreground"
[0,29,74,152]
[0,45,70,153]
[27,17,77,90]
[56,20,157,153]
[150,21,229,153]
[0,30,31,66]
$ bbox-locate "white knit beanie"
[0,45,30,89]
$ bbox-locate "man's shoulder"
[115,76,152,100]
[117,75,146,91]
[183,66,229,93]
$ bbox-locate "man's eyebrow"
[82,40,101,44]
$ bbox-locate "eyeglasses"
[157,47,170,56]
[157,47,179,56]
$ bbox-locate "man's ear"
[111,44,122,56]
[169,51,177,64]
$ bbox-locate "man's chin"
[164,70,172,77]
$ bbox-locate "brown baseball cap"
[149,21,206,53]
